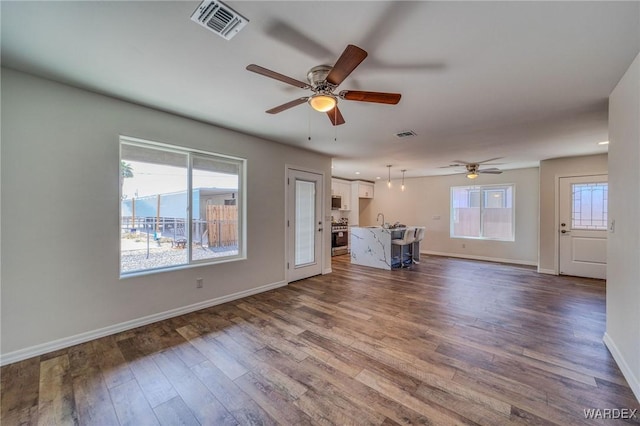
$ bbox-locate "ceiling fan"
[444,158,503,179]
[246,44,401,126]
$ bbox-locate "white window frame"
[119,136,246,278]
[450,183,515,241]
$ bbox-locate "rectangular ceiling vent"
[191,0,249,41]
[395,130,417,138]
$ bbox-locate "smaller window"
[450,184,514,241]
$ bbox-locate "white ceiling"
[2,1,638,181]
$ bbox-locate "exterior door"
[287,168,323,282]
[559,175,608,279]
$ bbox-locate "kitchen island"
[350,226,422,270]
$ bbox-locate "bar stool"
[391,227,416,268]
[412,227,425,264]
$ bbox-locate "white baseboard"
[603,332,640,403]
[0,280,287,366]
[537,268,557,275]
[421,251,537,267]
[323,267,333,275]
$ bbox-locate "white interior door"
[559,175,608,279]
[287,168,323,282]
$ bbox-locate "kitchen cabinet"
[356,181,374,198]
[330,179,377,227]
[332,178,374,227]
[349,180,374,199]
[331,178,351,210]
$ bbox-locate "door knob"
[561,229,570,234]
[318,228,323,232]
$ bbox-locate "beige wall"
[538,154,608,273]
[363,168,539,265]
[606,52,640,401]
[0,69,331,361]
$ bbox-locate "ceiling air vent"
[395,130,417,138]
[191,0,249,41]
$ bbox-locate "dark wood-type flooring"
[2,255,639,425]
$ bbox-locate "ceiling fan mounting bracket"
[307,65,337,94]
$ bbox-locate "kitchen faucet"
[376,212,385,226]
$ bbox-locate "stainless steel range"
[331,224,349,232]
[331,219,349,256]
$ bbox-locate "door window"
[572,183,608,230]
[295,179,316,266]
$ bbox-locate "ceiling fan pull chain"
[308,107,312,141]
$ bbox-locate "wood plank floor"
[2,255,639,425]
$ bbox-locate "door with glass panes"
[559,175,608,279]
[287,168,323,282]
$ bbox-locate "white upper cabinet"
[357,181,374,198]
[331,178,351,210]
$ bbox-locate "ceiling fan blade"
[326,106,346,126]
[264,20,334,60]
[246,64,310,89]
[452,160,473,165]
[477,157,503,164]
[266,97,309,114]
[478,169,503,174]
[340,90,401,105]
[326,45,368,86]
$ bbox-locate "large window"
[451,184,514,241]
[120,138,245,276]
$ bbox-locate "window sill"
[119,254,247,280]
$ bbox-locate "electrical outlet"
[196,278,203,288]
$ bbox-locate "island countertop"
[349,226,395,270]
[350,226,421,270]
[353,226,407,232]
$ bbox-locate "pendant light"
[401,169,406,191]
[386,165,392,188]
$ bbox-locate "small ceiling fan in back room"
[246,44,401,126]
[442,158,504,179]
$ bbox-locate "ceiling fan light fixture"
[466,172,479,179]
[309,94,337,112]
